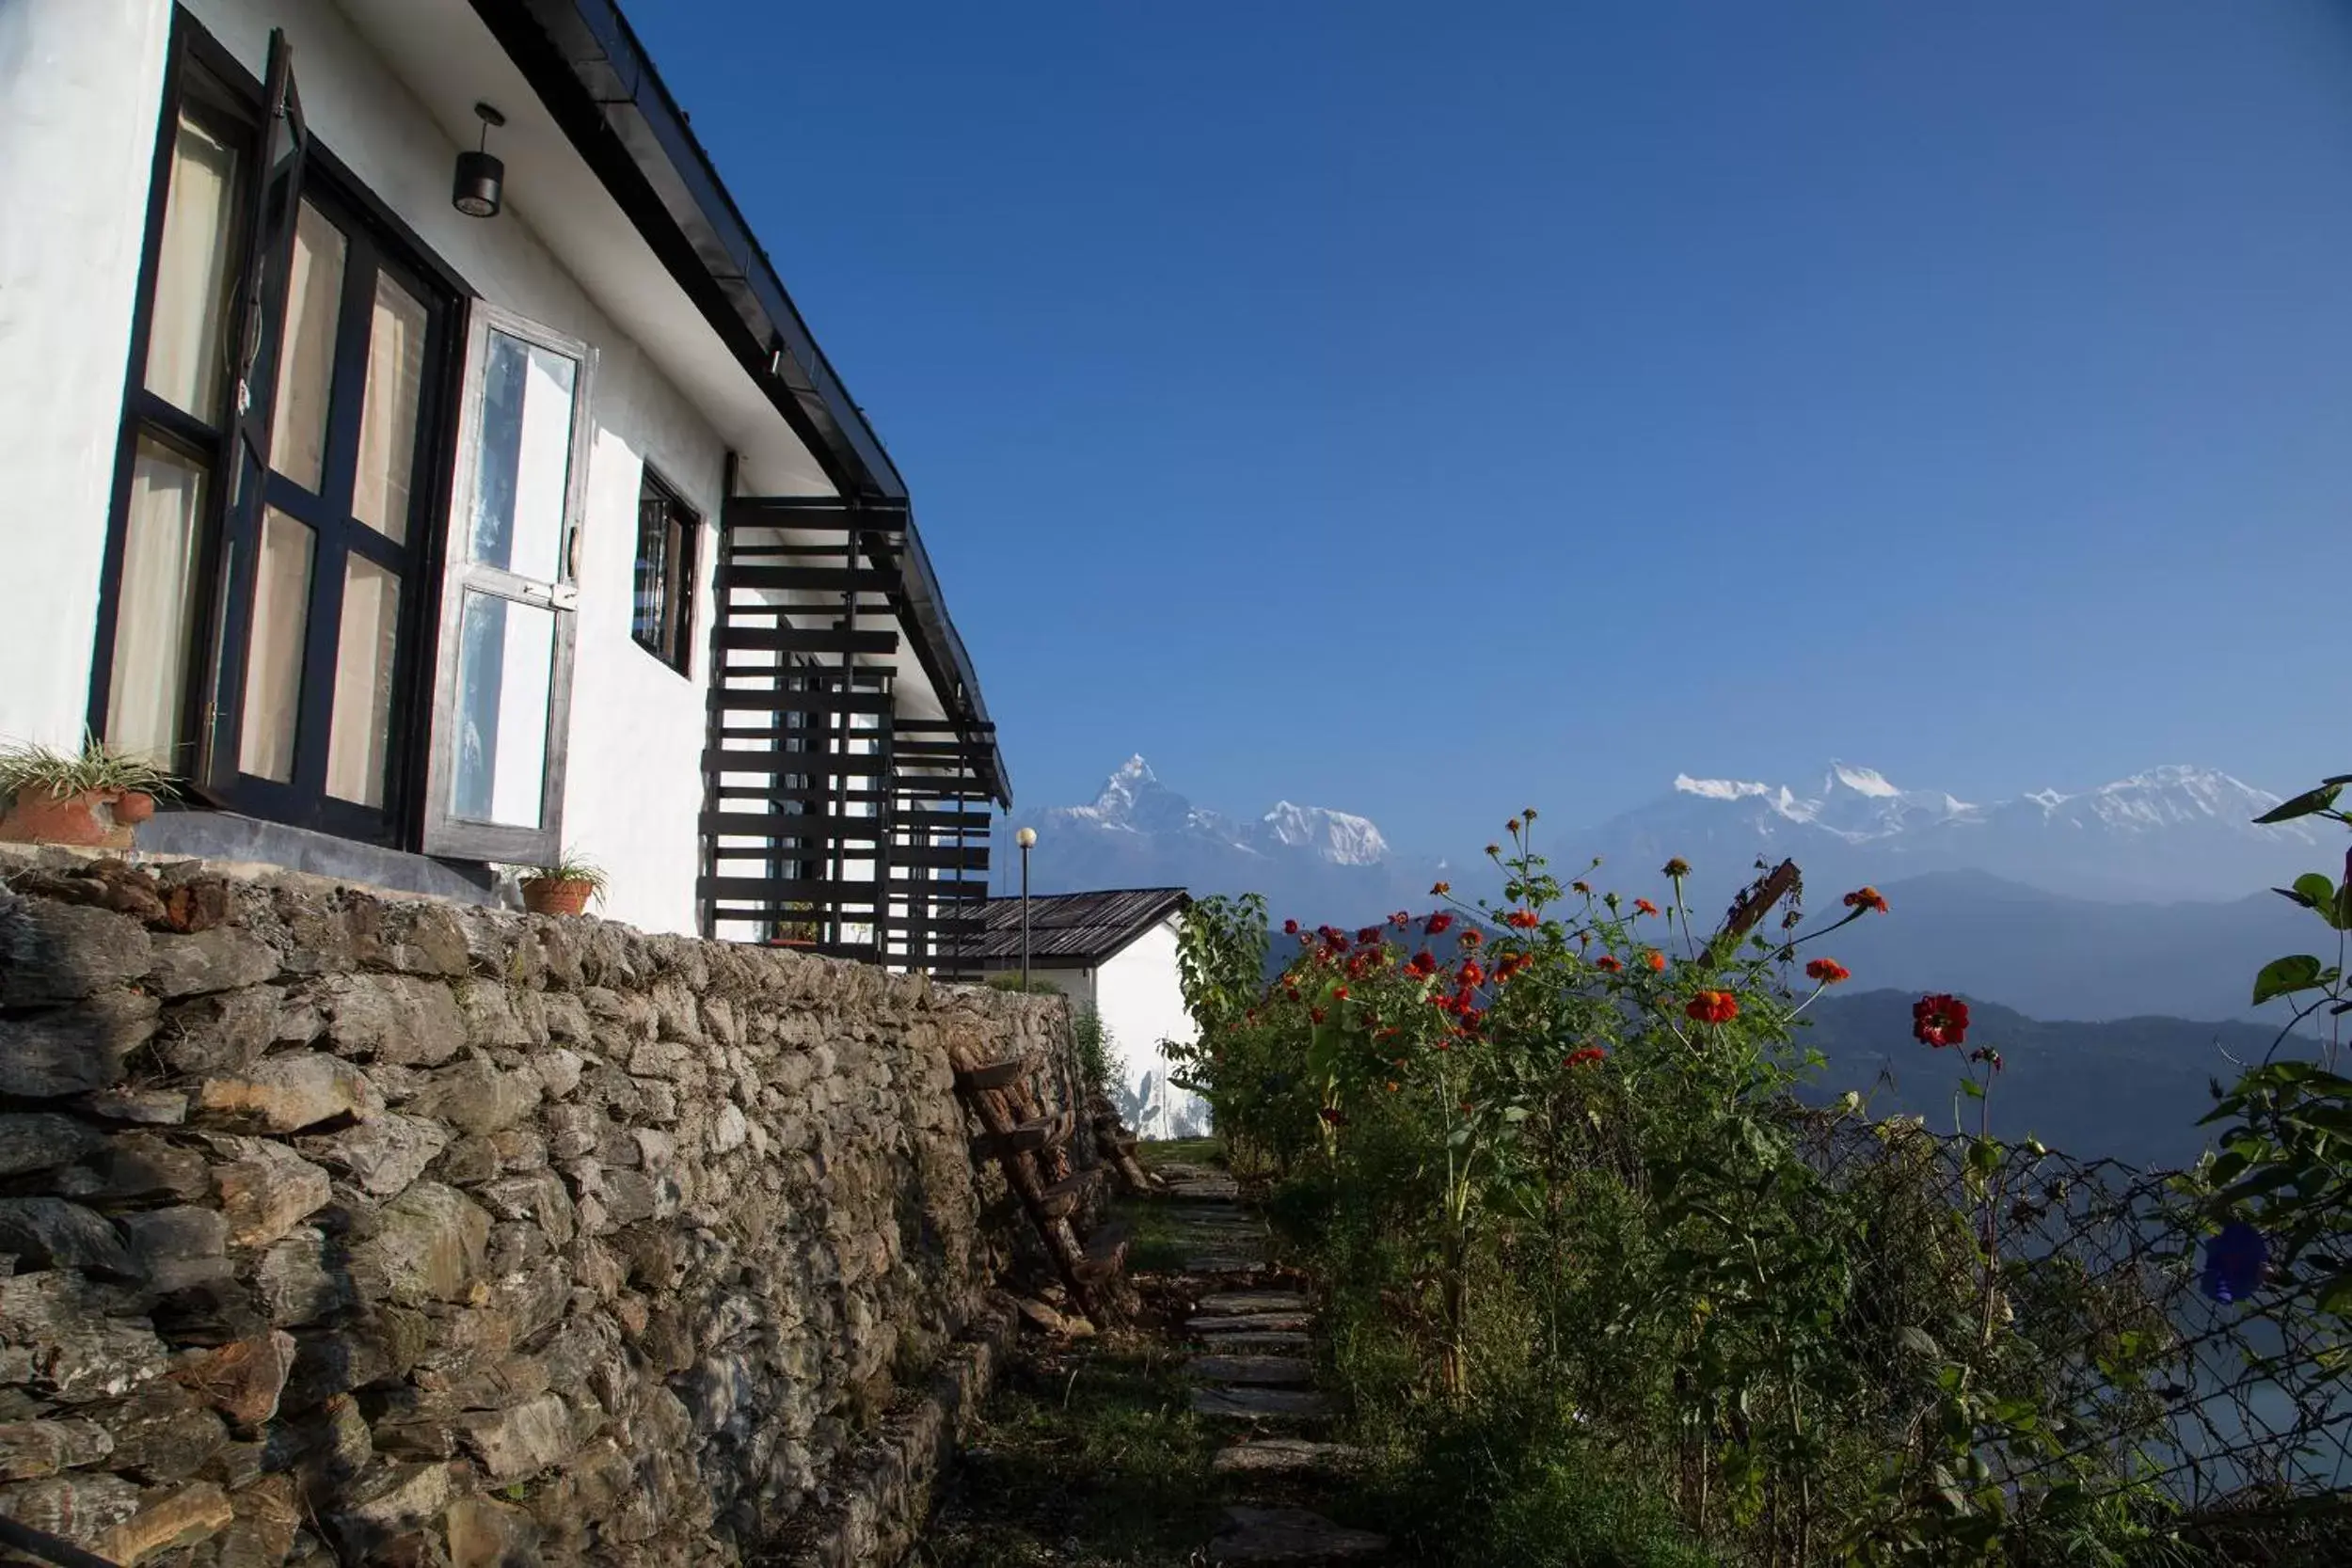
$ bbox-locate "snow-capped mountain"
[1582,763,2326,903]
[999,756,1439,917]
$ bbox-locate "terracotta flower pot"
[520,877,596,917]
[113,790,156,826]
[0,788,135,849]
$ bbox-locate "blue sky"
[634,1,2352,854]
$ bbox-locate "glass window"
[467,330,577,580]
[142,113,241,425]
[451,589,555,828]
[104,436,211,766]
[326,555,400,806]
[238,507,315,783]
[269,200,347,494]
[352,274,427,544]
[632,468,698,673]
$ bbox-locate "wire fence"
[1785,1108,2352,1537]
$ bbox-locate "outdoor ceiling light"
[453,103,506,218]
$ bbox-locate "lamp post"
[1014,827,1036,989]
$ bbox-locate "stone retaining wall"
[0,848,1076,1565]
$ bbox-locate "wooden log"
[954,1059,1026,1092]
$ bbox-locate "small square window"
[632,467,699,674]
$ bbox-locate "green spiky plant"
[0,731,176,806]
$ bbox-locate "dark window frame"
[631,464,700,676]
[87,8,471,848]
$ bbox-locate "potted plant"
[516,852,606,917]
[767,900,823,948]
[0,733,175,849]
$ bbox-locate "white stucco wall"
[0,0,766,936]
[0,0,175,751]
[1093,918,1210,1138]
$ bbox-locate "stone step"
[1209,1505,1387,1563]
[1190,1354,1312,1386]
[1183,1258,1272,1275]
[1188,1312,1311,1335]
[1198,1330,1311,1353]
[1191,1386,1332,1421]
[1199,1290,1307,1314]
[1212,1438,1364,1478]
[1163,1181,1242,1203]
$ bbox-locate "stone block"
[155,987,286,1076]
[0,989,157,1097]
[197,1053,383,1133]
[169,1330,297,1428]
[0,1471,143,1549]
[413,1056,540,1136]
[214,1141,332,1249]
[353,1183,489,1307]
[255,1228,354,1326]
[0,899,153,1006]
[146,927,278,999]
[312,973,466,1066]
[443,1495,542,1568]
[99,1480,234,1563]
[303,1114,448,1198]
[0,1197,135,1277]
[456,1391,572,1481]
[0,1418,113,1481]
[0,1112,106,1177]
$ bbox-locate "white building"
[0,0,1007,970]
[974,889,1211,1140]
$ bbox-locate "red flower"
[1843,886,1890,915]
[1358,927,1381,946]
[1913,993,1969,1049]
[1685,990,1740,1025]
[1644,950,1667,973]
[1565,1047,1607,1068]
[1391,911,1410,928]
[1284,987,1300,1003]
[1309,1006,1327,1024]
[1406,949,1438,978]
[1633,898,1660,917]
[1596,955,1623,974]
[1458,959,1486,989]
[1458,929,1484,949]
[1805,958,1851,986]
[1425,911,1455,936]
[1319,1107,1347,1127]
[1283,918,1301,935]
[1505,909,1540,929]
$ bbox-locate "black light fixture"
[452,102,506,218]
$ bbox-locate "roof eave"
[472,0,906,501]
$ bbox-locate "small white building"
[973,889,1211,1140]
[0,0,1007,972]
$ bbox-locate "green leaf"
[1899,1325,1941,1359]
[2252,955,2328,1006]
[2292,873,2337,911]
[2255,784,2343,825]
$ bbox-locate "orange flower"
[1804,958,1851,986]
[1458,929,1484,949]
[1431,880,1452,896]
[1633,898,1660,917]
[1505,909,1540,929]
[1596,955,1623,974]
[1645,950,1667,973]
[1565,1047,1607,1068]
[1842,886,1890,915]
[1685,990,1740,1025]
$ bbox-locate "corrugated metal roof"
[969,888,1190,965]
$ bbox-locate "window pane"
[143,114,240,426]
[452,589,554,827]
[105,436,210,767]
[352,274,427,544]
[632,489,667,647]
[239,508,315,783]
[268,201,346,493]
[469,331,577,580]
[326,556,400,807]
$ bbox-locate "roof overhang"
[469,0,904,501]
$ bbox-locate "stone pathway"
[1152,1163,1387,1565]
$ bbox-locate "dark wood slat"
[953,1060,1026,1092]
[968,1112,1072,1160]
[703,750,894,775]
[1074,1219,1133,1284]
[893,846,991,871]
[710,784,887,806]
[698,811,887,840]
[723,565,898,594]
[1038,1165,1106,1219]
[712,626,899,655]
[708,688,893,714]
